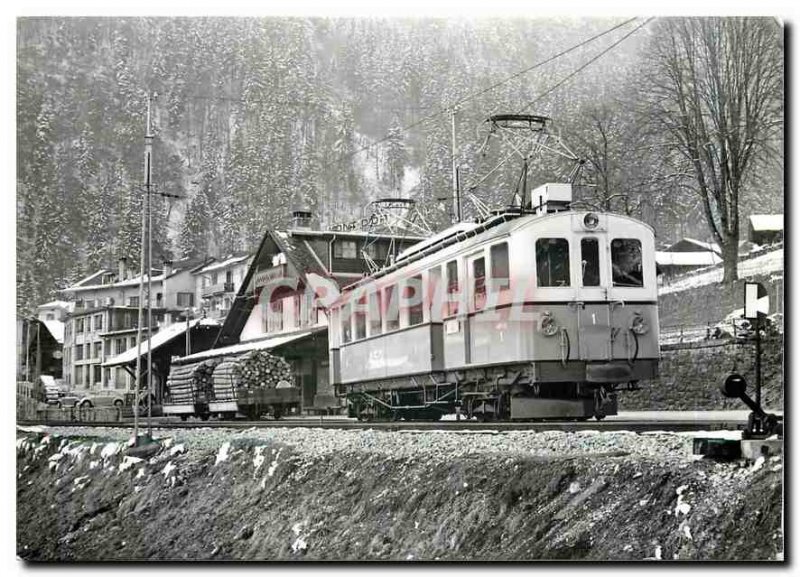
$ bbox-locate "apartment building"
[61,258,202,392]
[192,253,252,321]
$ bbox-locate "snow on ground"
[659,248,783,296]
[23,424,701,463]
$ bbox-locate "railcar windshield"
[611,238,644,287]
[536,238,570,287]
[581,238,600,286]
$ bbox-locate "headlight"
[583,213,599,230]
[630,311,648,335]
[540,311,559,336]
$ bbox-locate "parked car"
[712,308,776,341]
[53,392,80,408]
[76,393,126,409]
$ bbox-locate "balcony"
[202,281,234,298]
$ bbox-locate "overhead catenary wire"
[187,17,641,175]
[515,18,654,115]
[457,18,654,202]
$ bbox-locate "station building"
[175,209,425,411]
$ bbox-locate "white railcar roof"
[334,210,653,303]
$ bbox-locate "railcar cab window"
[473,257,486,310]
[446,260,459,316]
[490,242,510,291]
[581,238,600,287]
[536,238,570,287]
[341,302,352,344]
[333,240,358,259]
[384,285,400,331]
[611,239,643,287]
[406,275,424,326]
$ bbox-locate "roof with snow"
[63,258,204,293]
[665,238,722,255]
[194,254,252,275]
[40,319,65,344]
[37,300,74,312]
[749,214,783,232]
[174,326,326,363]
[655,251,722,267]
[102,318,221,367]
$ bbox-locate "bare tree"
[644,17,783,281]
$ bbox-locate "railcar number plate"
[445,319,460,334]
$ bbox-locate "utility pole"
[185,308,192,356]
[133,94,153,445]
[451,107,461,223]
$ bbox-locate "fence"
[17,402,123,423]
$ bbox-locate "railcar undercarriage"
[338,360,653,422]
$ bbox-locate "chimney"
[118,257,127,281]
[291,198,314,230]
[163,260,173,277]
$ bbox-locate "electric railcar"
[328,183,659,421]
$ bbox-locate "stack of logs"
[212,350,293,401]
[165,359,220,405]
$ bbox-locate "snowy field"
[659,248,783,296]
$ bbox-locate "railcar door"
[575,234,611,360]
[466,250,488,365]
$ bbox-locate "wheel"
[113,400,124,408]
[179,415,188,422]
[272,406,283,420]
[81,400,93,409]
[199,413,209,421]
[594,414,606,421]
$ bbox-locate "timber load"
[165,359,221,405]
[212,350,293,402]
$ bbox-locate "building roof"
[749,214,784,232]
[72,270,110,288]
[194,254,252,275]
[40,319,65,344]
[102,318,221,367]
[655,251,722,267]
[175,326,325,363]
[37,300,74,312]
[63,258,201,293]
[665,238,722,255]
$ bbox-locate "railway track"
[17,413,748,433]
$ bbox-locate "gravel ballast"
[17,425,783,561]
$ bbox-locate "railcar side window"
[368,291,382,336]
[385,285,400,331]
[406,275,424,326]
[473,256,486,310]
[490,242,511,291]
[341,303,352,344]
[611,239,643,287]
[446,260,459,316]
[354,294,367,340]
[581,238,600,287]
[536,238,570,287]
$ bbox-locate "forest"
[16,17,783,313]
